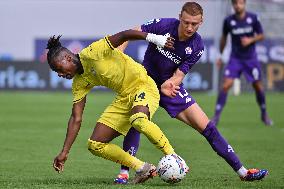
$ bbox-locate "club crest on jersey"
[246,17,252,24]
[185,47,192,55]
[230,20,236,26]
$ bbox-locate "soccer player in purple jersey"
[212,0,273,126]
[114,2,268,184]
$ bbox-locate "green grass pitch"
[0,91,283,189]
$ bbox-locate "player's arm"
[241,33,264,47]
[108,29,175,50]
[161,69,184,98]
[117,26,142,52]
[216,34,228,69]
[219,34,227,54]
[53,97,86,173]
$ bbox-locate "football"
[157,154,189,184]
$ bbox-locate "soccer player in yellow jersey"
[47,30,180,184]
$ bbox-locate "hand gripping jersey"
[141,18,204,87]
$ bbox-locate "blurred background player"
[47,30,180,184]
[114,2,268,184]
[212,0,273,126]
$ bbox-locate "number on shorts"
[178,89,188,98]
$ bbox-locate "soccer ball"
[157,154,189,184]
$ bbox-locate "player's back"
[77,37,148,95]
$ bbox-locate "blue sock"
[214,90,228,117]
[121,127,140,171]
[255,90,266,116]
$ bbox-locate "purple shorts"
[224,56,262,82]
[159,85,196,118]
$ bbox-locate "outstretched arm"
[108,29,175,49]
[117,26,142,52]
[53,97,86,173]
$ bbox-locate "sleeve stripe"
[104,36,115,50]
[73,96,85,104]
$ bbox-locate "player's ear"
[200,16,203,25]
[179,13,182,20]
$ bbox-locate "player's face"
[232,0,246,15]
[52,54,77,80]
[179,11,203,39]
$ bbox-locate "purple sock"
[202,121,243,171]
[255,90,266,116]
[214,90,228,117]
[121,127,140,171]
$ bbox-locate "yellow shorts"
[97,77,159,136]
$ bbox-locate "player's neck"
[75,54,84,75]
[235,11,246,20]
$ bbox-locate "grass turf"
[0,91,283,189]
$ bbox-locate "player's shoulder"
[246,11,260,21]
[144,18,178,26]
[246,11,258,18]
[224,14,235,22]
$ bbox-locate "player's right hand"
[53,152,68,173]
[161,80,180,98]
[216,58,223,70]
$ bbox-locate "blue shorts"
[159,85,196,118]
[224,56,262,82]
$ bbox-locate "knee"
[87,139,107,156]
[252,82,263,92]
[222,83,232,92]
[202,121,217,140]
[129,112,148,132]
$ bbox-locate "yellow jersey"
[72,36,149,103]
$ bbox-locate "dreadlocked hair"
[46,35,63,70]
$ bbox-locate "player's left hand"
[53,151,68,173]
[241,36,253,47]
[161,80,180,98]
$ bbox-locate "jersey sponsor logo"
[232,26,253,35]
[155,33,182,64]
[156,46,181,64]
[185,47,192,55]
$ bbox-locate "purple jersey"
[223,12,263,59]
[141,18,204,87]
